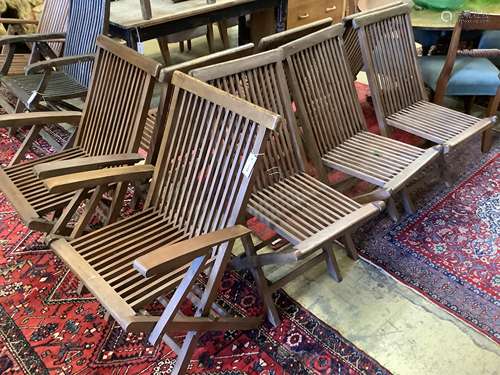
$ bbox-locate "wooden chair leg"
[482,93,499,153]
[401,188,415,215]
[7,99,25,137]
[437,153,452,188]
[241,235,281,326]
[207,24,215,53]
[157,37,171,65]
[9,124,42,166]
[217,20,230,49]
[463,96,475,114]
[386,196,399,222]
[179,41,184,53]
[187,39,192,50]
[70,185,106,239]
[323,242,342,282]
[342,232,359,260]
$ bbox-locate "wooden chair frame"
[191,49,385,326]
[353,4,495,158]
[0,0,70,78]
[48,71,281,375]
[0,0,110,166]
[0,35,161,238]
[431,12,500,152]
[281,24,441,221]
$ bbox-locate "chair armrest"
[0,18,39,25]
[25,54,95,74]
[0,111,81,129]
[33,153,145,179]
[0,32,66,46]
[134,225,252,277]
[43,165,154,194]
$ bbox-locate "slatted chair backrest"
[256,18,333,52]
[36,0,71,56]
[342,1,404,78]
[145,72,280,238]
[62,0,110,88]
[144,43,255,165]
[281,25,366,158]
[353,3,427,118]
[74,35,161,157]
[190,50,307,192]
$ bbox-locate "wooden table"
[109,0,283,50]
[411,0,500,30]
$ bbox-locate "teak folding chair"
[0,0,70,77]
[353,4,495,157]
[0,0,110,165]
[255,18,333,53]
[342,1,403,78]
[191,50,385,326]
[419,12,500,152]
[49,71,280,375]
[0,35,161,237]
[281,25,441,220]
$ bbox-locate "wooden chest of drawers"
[286,0,345,29]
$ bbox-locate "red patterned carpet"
[0,127,390,371]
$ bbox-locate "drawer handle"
[326,5,337,12]
[298,13,310,20]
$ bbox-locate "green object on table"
[414,0,465,10]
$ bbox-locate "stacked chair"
[0,0,110,166]
[281,25,441,220]
[191,50,385,326]
[352,4,495,158]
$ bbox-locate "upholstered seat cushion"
[478,30,500,68]
[419,56,500,96]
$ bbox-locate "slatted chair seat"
[248,173,363,246]
[0,54,31,75]
[2,72,88,104]
[387,100,493,153]
[0,147,88,230]
[54,209,193,316]
[49,71,279,375]
[322,131,438,192]
[0,36,162,237]
[140,109,157,152]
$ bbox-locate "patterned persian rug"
[0,131,390,372]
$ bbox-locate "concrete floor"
[143,29,500,375]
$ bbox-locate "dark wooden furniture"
[0,35,161,237]
[353,4,495,158]
[286,0,344,29]
[256,17,333,52]
[191,49,385,326]
[0,0,111,166]
[110,0,282,52]
[0,0,70,77]
[421,12,500,152]
[49,71,280,375]
[281,25,440,221]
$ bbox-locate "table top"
[110,0,254,29]
[411,0,500,29]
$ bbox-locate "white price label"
[242,153,258,177]
[137,42,145,55]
